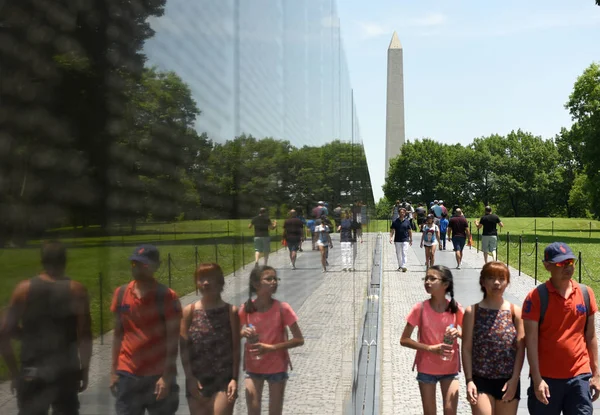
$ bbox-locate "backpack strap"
[536,283,549,328]
[412,301,426,372]
[579,283,591,335]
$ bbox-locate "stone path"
[381,233,600,415]
[3,231,600,414]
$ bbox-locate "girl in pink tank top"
[400,265,464,415]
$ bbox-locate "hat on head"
[439,200,444,204]
[543,242,576,263]
[129,244,160,265]
[318,201,324,205]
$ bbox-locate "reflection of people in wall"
[248,208,277,267]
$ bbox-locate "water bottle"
[247,324,261,360]
[441,324,455,361]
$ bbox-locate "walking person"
[391,200,402,222]
[332,204,343,232]
[315,218,333,272]
[295,207,307,252]
[239,266,305,415]
[180,263,240,415]
[0,241,92,415]
[400,265,464,415]
[447,208,470,270]
[390,207,413,272]
[110,244,182,415]
[282,210,304,270]
[522,242,600,414]
[338,211,360,271]
[248,208,277,267]
[439,213,449,251]
[462,262,525,415]
[421,214,440,269]
[415,203,427,231]
[475,206,504,263]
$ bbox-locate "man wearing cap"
[110,244,182,415]
[475,206,504,263]
[0,241,92,415]
[522,242,599,414]
[389,208,412,272]
[249,208,277,267]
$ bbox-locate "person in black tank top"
[0,241,92,415]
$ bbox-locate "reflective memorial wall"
[0,0,375,413]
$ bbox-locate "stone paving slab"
[381,235,600,415]
[0,233,376,414]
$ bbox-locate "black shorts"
[17,370,80,415]
[188,372,232,398]
[473,375,521,401]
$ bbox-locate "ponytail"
[245,265,276,314]
[429,265,458,314]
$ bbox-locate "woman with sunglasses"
[462,262,525,415]
[239,266,305,415]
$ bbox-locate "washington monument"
[385,31,405,177]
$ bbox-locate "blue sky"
[337,0,600,201]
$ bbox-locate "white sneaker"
[457,265,461,269]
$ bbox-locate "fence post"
[194,246,199,295]
[227,221,230,237]
[174,223,176,240]
[534,237,538,284]
[99,272,104,345]
[552,220,554,236]
[590,222,592,238]
[168,253,172,288]
[534,218,537,235]
[518,235,522,276]
[476,228,480,253]
[242,232,245,269]
[579,251,582,284]
[469,222,472,250]
[506,232,510,267]
[214,241,218,263]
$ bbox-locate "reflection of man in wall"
[333,204,343,232]
[248,208,277,267]
[475,206,504,263]
[283,210,304,270]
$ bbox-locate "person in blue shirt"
[306,218,316,250]
[439,213,449,250]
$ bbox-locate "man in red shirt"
[110,245,182,415]
[522,242,600,414]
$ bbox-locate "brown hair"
[245,265,276,313]
[195,263,225,291]
[479,261,510,298]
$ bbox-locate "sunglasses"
[553,258,576,267]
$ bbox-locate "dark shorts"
[17,370,80,415]
[452,236,466,252]
[286,239,301,252]
[187,372,232,399]
[115,373,179,415]
[527,373,592,415]
[416,372,458,384]
[474,375,520,401]
[246,372,288,383]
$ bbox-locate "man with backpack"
[522,242,600,414]
[110,244,182,415]
[0,241,92,415]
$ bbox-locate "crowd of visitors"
[1,200,598,415]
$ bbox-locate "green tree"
[565,63,600,217]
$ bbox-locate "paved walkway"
[0,233,377,415]
[2,232,600,414]
[381,233,600,415]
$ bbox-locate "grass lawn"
[0,219,288,380]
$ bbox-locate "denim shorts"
[452,236,466,252]
[246,372,288,383]
[416,372,458,384]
